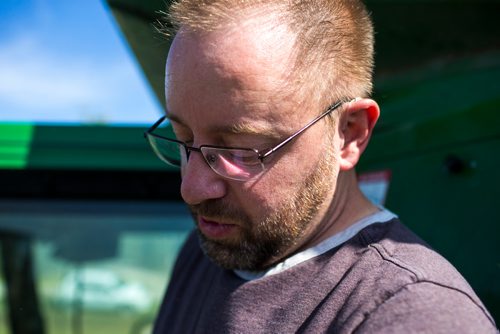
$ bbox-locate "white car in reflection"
[52,268,153,313]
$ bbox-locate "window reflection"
[0,200,192,334]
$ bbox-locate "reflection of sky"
[0,0,162,125]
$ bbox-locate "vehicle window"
[0,200,192,334]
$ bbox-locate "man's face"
[165,19,341,270]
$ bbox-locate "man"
[145,0,498,332]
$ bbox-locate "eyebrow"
[218,122,281,139]
[166,111,282,140]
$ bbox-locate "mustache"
[189,199,250,224]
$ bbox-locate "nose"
[180,149,227,205]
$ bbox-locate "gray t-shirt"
[154,219,497,333]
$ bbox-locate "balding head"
[161,0,374,110]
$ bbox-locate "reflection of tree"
[0,232,45,334]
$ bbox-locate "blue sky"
[0,0,162,125]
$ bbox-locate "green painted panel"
[26,125,176,171]
[0,124,178,171]
[0,123,34,169]
[364,53,500,165]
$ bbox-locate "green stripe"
[0,123,34,169]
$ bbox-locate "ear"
[339,98,380,171]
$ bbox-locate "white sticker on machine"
[358,170,391,206]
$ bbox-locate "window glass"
[0,200,192,334]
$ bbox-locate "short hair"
[161,0,374,110]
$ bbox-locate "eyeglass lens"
[146,134,264,181]
[200,147,264,180]
[146,135,183,166]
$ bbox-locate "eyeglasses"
[144,100,344,181]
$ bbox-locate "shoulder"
[356,219,477,296]
[354,281,498,333]
[345,219,497,332]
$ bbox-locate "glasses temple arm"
[260,100,343,159]
[145,116,167,134]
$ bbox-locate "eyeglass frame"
[144,99,345,179]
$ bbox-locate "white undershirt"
[234,208,397,281]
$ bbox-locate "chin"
[197,230,286,271]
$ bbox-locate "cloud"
[0,36,97,107]
[0,34,160,124]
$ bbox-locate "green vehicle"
[0,1,498,333]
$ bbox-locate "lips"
[198,217,238,239]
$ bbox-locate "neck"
[296,169,379,252]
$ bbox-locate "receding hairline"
[168,9,308,110]
[162,0,375,112]
[166,1,289,35]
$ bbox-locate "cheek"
[236,157,312,217]
[235,128,337,219]
[235,182,280,220]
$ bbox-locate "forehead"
[164,13,307,131]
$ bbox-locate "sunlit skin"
[165,11,380,270]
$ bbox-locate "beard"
[189,146,336,271]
